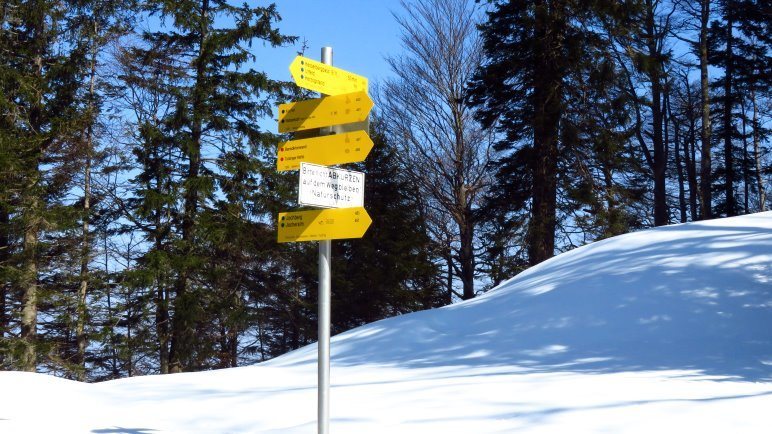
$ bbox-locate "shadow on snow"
[270,216,772,382]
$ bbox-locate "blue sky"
[259,0,405,89]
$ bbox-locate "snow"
[2,212,771,433]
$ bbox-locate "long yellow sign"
[278,207,372,243]
[277,131,374,172]
[278,91,373,133]
[290,55,368,95]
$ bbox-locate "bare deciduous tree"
[379,0,493,300]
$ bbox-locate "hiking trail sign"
[289,55,368,96]
[278,91,373,134]
[275,51,374,243]
[277,47,374,434]
[277,206,371,243]
[277,130,373,172]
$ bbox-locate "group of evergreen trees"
[0,0,769,380]
[467,0,769,273]
[0,0,442,379]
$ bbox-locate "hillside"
[1,212,771,433]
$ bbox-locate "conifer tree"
[709,0,770,215]
[0,0,93,371]
[68,0,135,381]
[128,0,295,372]
[470,0,642,264]
[115,38,185,374]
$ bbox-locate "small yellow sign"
[278,91,373,133]
[278,207,372,243]
[290,55,368,95]
[277,131,374,172]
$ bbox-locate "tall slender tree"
[380,0,492,299]
[0,0,89,371]
[113,38,184,374]
[737,1,771,212]
[332,119,445,328]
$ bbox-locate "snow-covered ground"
[2,212,771,433]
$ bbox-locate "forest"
[0,0,769,381]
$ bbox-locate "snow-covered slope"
[2,212,771,433]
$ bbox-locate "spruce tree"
[0,0,93,371]
[127,0,295,372]
[470,0,562,266]
[470,0,642,264]
[115,38,185,374]
[709,0,770,215]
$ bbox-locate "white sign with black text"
[298,162,365,209]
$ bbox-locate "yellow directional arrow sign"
[278,91,373,133]
[278,207,372,243]
[277,131,374,172]
[290,55,368,95]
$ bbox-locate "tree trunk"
[668,89,687,222]
[684,77,699,221]
[76,27,98,381]
[151,142,170,374]
[0,208,8,352]
[458,216,475,300]
[529,0,560,265]
[647,3,667,226]
[453,96,475,299]
[155,232,170,374]
[228,316,238,368]
[751,89,766,211]
[741,97,750,213]
[20,12,46,371]
[20,176,39,372]
[722,12,736,216]
[103,234,119,378]
[699,0,712,219]
[445,252,454,304]
[170,0,208,373]
[76,142,91,380]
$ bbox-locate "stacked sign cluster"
[276,56,374,243]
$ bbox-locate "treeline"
[0,0,769,380]
[0,0,442,380]
[380,0,769,300]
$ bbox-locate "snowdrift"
[271,211,772,381]
[1,212,771,433]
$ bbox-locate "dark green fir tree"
[469,0,642,264]
[119,0,296,373]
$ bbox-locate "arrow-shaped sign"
[290,55,368,95]
[277,207,372,243]
[278,91,373,133]
[277,131,374,172]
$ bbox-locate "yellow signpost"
[277,131,374,172]
[289,55,368,96]
[278,91,373,133]
[277,207,372,243]
[280,48,372,434]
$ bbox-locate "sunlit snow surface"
[2,212,771,433]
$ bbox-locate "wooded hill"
[0,0,769,380]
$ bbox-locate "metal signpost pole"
[318,46,333,434]
[279,45,371,433]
